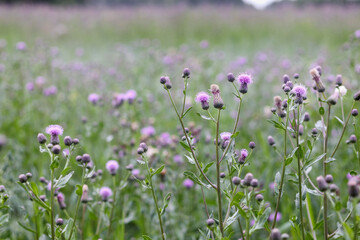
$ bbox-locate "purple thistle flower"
[16,41,26,51]
[132,169,140,177]
[210,84,224,109]
[269,212,282,222]
[355,29,360,39]
[291,84,307,104]
[112,93,126,108]
[88,93,100,105]
[57,192,66,209]
[220,132,232,141]
[43,85,57,96]
[99,187,113,201]
[46,125,64,144]
[125,90,137,104]
[237,73,253,94]
[195,92,211,110]
[183,179,194,189]
[26,82,34,91]
[238,149,248,164]
[106,160,119,176]
[159,132,172,147]
[173,155,183,165]
[141,126,156,137]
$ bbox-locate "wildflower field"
[1,5,360,240]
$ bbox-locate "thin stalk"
[272,102,290,230]
[245,188,250,240]
[120,195,127,240]
[323,104,331,240]
[33,201,39,240]
[50,168,55,240]
[354,199,358,240]
[330,101,355,158]
[107,176,118,237]
[215,109,224,237]
[95,203,105,235]
[200,187,215,240]
[143,155,165,240]
[68,165,86,240]
[296,106,305,240]
[181,76,188,116]
[166,89,216,189]
[81,204,86,240]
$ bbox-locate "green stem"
[181,76,188,117]
[215,109,224,237]
[144,156,165,240]
[107,176,118,237]
[245,188,250,240]
[50,168,55,240]
[323,104,331,240]
[68,166,86,240]
[271,100,290,230]
[95,203,105,235]
[296,106,305,240]
[354,199,358,240]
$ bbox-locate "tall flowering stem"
[142,154,165,240]
[215,109,224,237]
[165,89,216,189]
[68,165,86,240]
[271,98,290,230]
[323,104,331,240]
[296,106,305,240]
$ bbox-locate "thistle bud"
[206,218,215,226]
[303,112,310,122]
[182,68,190,78]
[37,133,47,144]
[249,141,256,149]
[72,138,80,145]
[0,185,5,193]
[268,136,275,146]
[51,145,61,155]
[335,74,342,86]
[137,147,144,155]
[325,174,333,183]
[270,228,281,240]
[255,194,264,202]
[82,154,91,164]
[250,179,258,188]
[56,218,64,226]
[64,136,72,146]
[310,67,325,92]
[19,174,27,183]
[139,142,148,152]
[210,84,224,109]
[352,109,359,117]
[26,173,32,180]
[160,76,167,84]
[81,184,89,203]
[243,173,254,186]
[227,73,235,82]
[220,172,226,178]
[348,179,359,197]
[316,176,328,192]
[282,74,290,84]
[232,176,241,185]
[164,77,172,90]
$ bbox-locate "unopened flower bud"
[56,218,64,226]
[64,136,72,146]
[26,173,32,180]
[82,154,91,164]
[348,179,359,197]
[325,174,333,183]
[316,176,328,192]
[51,145,61,155]
[72,138,79,145]
[227,73,235,82]
[255,194,264,202]
[37,133,47,144]
[270,228,281,240]
[232,176,241,185]
[249,141,256,149]
[137,147,144,155]
[220,172,226,178]
[303,112,310,122]
[243,173,254,186]
[139,142,148,152]
[206,218,215,226]
[250,179,258,188]
[335,74,342,86]
[182,68,190,78]
[268,136,275,146]
[352,109,359,117]
[19,174,27,183]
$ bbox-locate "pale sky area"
[244,0,282,9]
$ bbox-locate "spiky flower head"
[291,84,307,104]
[210,84,224,109]
[195,92,211,110]
[220,132,232,141]
[45,125,64,144]
[106,160,119,176]
[238,73,252,94]
[99,186,113,201]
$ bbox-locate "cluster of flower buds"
[18,172,32,183]
[310,66,326,92]
[282,74,294,93]
[137,142,148,155]
[160,76,172,90]
[272,96,286,118]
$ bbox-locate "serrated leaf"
[151,165,165,177]
[180,141,192,152]
[54,171,74,189]
[184,154,195,165]
[181,107,192,119]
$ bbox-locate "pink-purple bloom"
[106,160,119,175]
[220,132,232,141]
[195,92,211,110]
[46,124,64,144]
[16,41,26,51]
[26,82,34,91]
[238,149,248,164]
[125,90,137,104]
[183,179,194,189]
[99,187,113,201]
[173,155,183,165]
[141,126,156,137]
[88,93,100,105]
[112,93,126,107]
[269,212,282,222]
[43,85,57,96]
[238,73,253,94]
[291,84,307,104]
